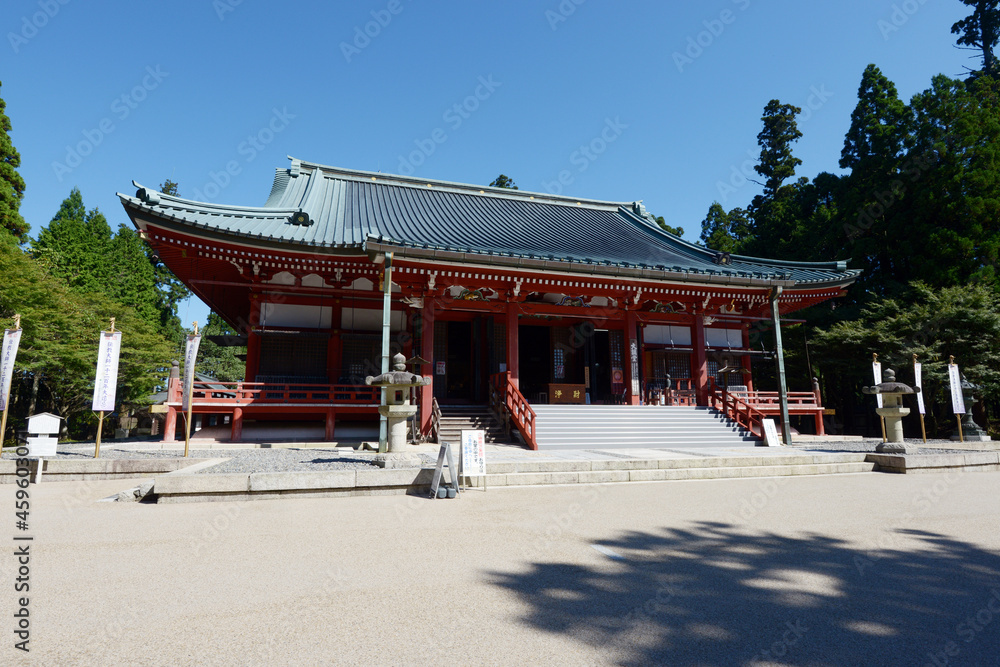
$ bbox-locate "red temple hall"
[120,158,859,449]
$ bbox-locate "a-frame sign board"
[429,443,460,499]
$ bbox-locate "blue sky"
[4,0,973,327]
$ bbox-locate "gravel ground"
[1,446,382,473]
[796,438,975,455]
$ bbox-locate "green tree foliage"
[811,282,1000,433]
[753,100,803,199]
[652,215,684,237]
[489,174,518,190]
[0,81,27,240]
[700,203,749,252]
[952,0,1000,77]
[0,228,173,439]
[196,312,246,382]
[32,188,114,294]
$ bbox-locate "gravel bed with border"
[796,438,972,455]
[1,446,382,473]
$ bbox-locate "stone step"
[464,460,877,487]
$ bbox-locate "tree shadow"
[489,522,1000,666]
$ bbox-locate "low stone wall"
[152,468,439,503]
[0,458,211,483]
[866,451,1000,474]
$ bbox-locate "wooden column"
[742,326,754,392]
[506,302,519,389]
[230,407,243,443]
[245,296,262,381]
[328,299,342,382]
[419,303,435,435]
[693,313,709,406]
[164,406,177,442]
[624,310,640,405]
[325,408,336,441]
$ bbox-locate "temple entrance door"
[588,330,613,403]
[519,325,551,401]
[443,321,473,403]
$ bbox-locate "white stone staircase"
[531,405,758,449]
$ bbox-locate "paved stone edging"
[0,458,212,483]
[866,451,1000,474]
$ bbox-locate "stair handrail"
[490,372,538,450]
[431,397,442,444]
[708,379,766,439]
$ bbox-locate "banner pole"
[913,354,927,443]
[949,356,965,443]
[94,317,115,458]
[184,322,198,458]
[0,314,21,450]
[874,353,886,443]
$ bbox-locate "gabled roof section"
[119,157,861,289]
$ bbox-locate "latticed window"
[258,333,328,382]
[340,334,381,385]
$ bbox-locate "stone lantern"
[952,374,991,442]
[862,368,918,451]
[365,353,432,466]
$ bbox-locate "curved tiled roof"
[118,157,860,289]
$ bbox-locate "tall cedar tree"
[838,65,912,299]
[0,81,27,240]
[952,0,1000,77]
[742,100,808,258]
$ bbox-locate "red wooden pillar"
[164,406,177,442]
[245,296,261,381]
[506,303,519,389]
[693,314,709,406]
[328,299,343,382]
[419,303,435,435]
[623,311,640,405]
[230,407,243,443]
[742,325,754,392]
[325,408,336,441]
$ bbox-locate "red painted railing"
[708,379,767,439]
[167,377,379,406]
[490,372,538,450]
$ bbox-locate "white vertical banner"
[872,361,883,408]
[182,334,201,412]
[0,329,22,411]
[913,362,926,415]
[461,429,486,477]
[948,363,966,415]
[92,331,123,412]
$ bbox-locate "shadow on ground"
[490,522,1000,666]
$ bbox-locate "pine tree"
[952,0,1000,77]
[0,81,27,240]
[32,189,114,294]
